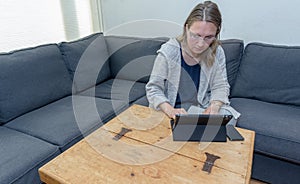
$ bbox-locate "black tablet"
[170,114,233,142]
[172,114,233,126]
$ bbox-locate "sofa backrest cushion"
[0,44,72,124]
[220,39,244,92]
[231,42,300,106]
[105,35,167,83]
[59,33,111,92]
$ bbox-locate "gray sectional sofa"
[0,32,299,184]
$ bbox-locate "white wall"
[215,0,300,45]
[100,0,300,45]
[100,0,198,38]
[0,0,65,52]
[0,0,99,52]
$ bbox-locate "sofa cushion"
[133,96,149,107]
[231,43,300,106]
[79,79,146,104]
[231,98,300,164]
[59,33,111,92]
[0,44,72,124]
[220,39,244,91]
[0,127,60,184]
[105,35,166,83]
[5,95,128,152]
[252,153,300,184]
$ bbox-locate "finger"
[169,113,175,119]
[169,111,175,119]
[203,109,210,114]
[171,114,176,119]
[180,108,188,114]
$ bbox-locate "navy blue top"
[175,49,201,110]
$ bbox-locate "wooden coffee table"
[39,104,255,184]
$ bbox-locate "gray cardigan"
[146,38,241,119]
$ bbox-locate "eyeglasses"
[188,30,216,43]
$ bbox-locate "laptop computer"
[170,114,233,142]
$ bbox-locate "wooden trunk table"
[39,104,255,184]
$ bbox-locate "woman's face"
[186,21,217,56]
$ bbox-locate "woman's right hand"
[159,102,187,119]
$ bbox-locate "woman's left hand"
[203,101,223,114]
[203,105,219,114]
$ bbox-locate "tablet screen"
[173,114,233,126]
[170,114,233,142]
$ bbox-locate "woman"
[146,1,240,124]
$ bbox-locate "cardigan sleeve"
[146,53,170,110]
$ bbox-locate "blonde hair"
[177,1,222,67]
